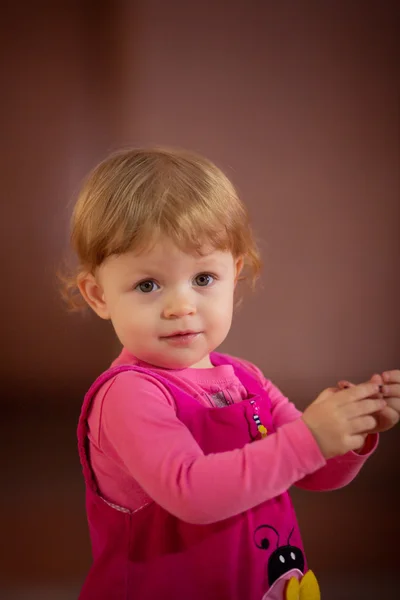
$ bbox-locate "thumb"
[337,379,355,390]
[369,373,383,399]
[370,373,383,384]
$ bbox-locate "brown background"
[1,1,399,598]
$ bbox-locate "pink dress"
[77,352,375,599]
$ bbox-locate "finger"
[375,406,400,430]
[338,380,355,389]
[382,370,400,384]
[336,382,380,405]
[345,398,386,419]
[342,375,383,388]
[350,415,377,434]
[365,374,384,399]
[385,407,400,426]
[382,384,400,399]
[384,397,400,413]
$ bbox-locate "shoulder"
[87,368,176,447]
[88,368,175,426]
[98,367,176,407]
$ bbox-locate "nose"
[162,290,196,319]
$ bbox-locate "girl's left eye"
[193,273,214,287]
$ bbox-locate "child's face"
[81,237,243,369]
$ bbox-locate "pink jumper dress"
[77,353,317,599]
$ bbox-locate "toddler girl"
[63,147,400,600]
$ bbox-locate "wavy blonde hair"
[61,147,261,310]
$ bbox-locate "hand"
[302,382,385,459]
[338,373,381,441]
[380,369,400,431]
[338,371,400,433]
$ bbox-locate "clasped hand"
[302,370,400,459]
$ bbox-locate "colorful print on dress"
[254,525,320,600]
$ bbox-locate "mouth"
[160,331,201,346]
[162,330,199,338]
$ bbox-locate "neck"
[189,354,214,369]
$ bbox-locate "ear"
[78,272,111,319]
[234,256,244,284]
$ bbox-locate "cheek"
[206,287,234,320]
[111,296,155,332]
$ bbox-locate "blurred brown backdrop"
[1,1,399,598]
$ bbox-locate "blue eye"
[194,273,214,287]
[136,280,159,293]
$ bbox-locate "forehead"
[138,237,223,263]
[102,237,233,278]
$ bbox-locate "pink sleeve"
[235,358,379,491]
[96,371,326,525]
[294,432,378,490]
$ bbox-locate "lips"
[162,330,199,338]
[160,331,201,347]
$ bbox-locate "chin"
[157,352,208,370]
[162,358,196,370]
[141,353,193,370]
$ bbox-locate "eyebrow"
[119,250,229,278]
[133,262,226,278]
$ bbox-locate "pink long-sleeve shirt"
[87,348,377,524]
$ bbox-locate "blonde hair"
[61,147,261,309]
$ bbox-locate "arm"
[234,359,379,491]
[97,371,326,525]
[294,432,378,491]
